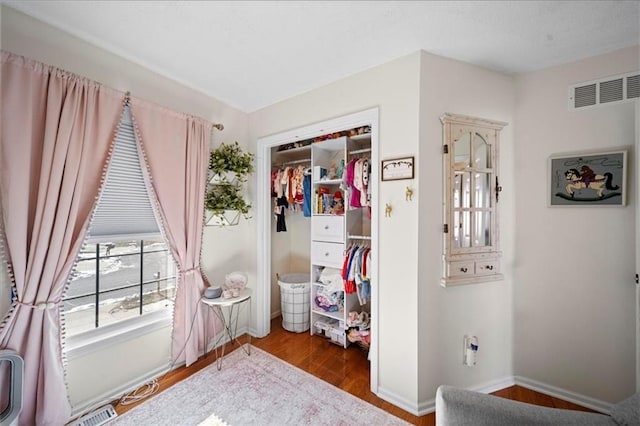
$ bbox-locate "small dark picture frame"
[381,156,415,181]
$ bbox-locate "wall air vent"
[599,78,623,103]
[568,71,639,110]
[627,74,640,99]
[574,84,596,108]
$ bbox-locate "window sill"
[65,309,173,360]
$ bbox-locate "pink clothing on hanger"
[346,158,361,208]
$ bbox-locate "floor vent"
[568,71,639,110]
[70,405,117,426]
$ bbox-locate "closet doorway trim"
[256,107,379,394]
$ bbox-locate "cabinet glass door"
[451,130,493,251]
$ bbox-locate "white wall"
[1,5,250,411]
[270,210,310,317]
[3,2,636,415]
[417,51,516,405]
[250,52,423,408]
[514,46,638,403]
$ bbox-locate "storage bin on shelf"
[312,318,347,346]
[277,273,311,333]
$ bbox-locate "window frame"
[63,236,177,356]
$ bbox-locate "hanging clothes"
[275,196,288,232]
[303,172,311,217]
[271,161,311,217]
[292,165,305,208]
[352,158,370,208]
[345,156,371,209]
[341,243,372,305]
[345,158,361,209]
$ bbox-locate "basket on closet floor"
[278,273,311,333]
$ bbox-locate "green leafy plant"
[205,142,254,225]
[205,183,251,217]
[209,141,255,182]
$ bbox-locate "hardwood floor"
[113,318,597,425]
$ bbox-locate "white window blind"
[88,105,160,241]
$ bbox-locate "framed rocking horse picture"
[549,148,627,206]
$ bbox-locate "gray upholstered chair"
[435,385,639,426]
[0,349,24,426]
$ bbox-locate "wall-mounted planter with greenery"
[205,142,254,226]
[209,141,254,182]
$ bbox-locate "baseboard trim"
[376,386,422,416]
[514,376,612,414]
[413,377,515,416]
[71,326,251,420]
[416,397,436,416]
[70,364,170,418]
[469,376,516,394]
[206,326,249,352]
[413,375,611,417]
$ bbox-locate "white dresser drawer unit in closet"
[311,215,344,243]
[311,241,345,268]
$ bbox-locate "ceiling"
[4,1,639,112]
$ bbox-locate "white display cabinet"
[440,113,507,286]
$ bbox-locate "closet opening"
[255,108,379,394]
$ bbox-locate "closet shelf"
[347,234,371,240]
[276,144,311,156]
[281,158,311,166]
[312,308,344,322]
[349,147,371,155]
[314,178,342,185]
[349,133,371,141]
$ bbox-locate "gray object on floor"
[0,349,24,426]
[435,385,640,426]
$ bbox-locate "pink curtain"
[0,52,122,424]
[129,100,214,366]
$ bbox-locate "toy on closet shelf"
[327,164,338,180]
[328,191,344,215]
[346,311,371,349]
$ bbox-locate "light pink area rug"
[110,345,410,425]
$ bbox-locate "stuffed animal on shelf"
[329,191,344,215]
[327,164,338,180]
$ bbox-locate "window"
[62,239,176,336]
[63,104,176,338]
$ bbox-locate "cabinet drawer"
[448,260,475,277]
[475,260,499,275]
[312,216,344,243]
[311,241,344,268]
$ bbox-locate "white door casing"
[636,102,639,392]
[255,107,380,393]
